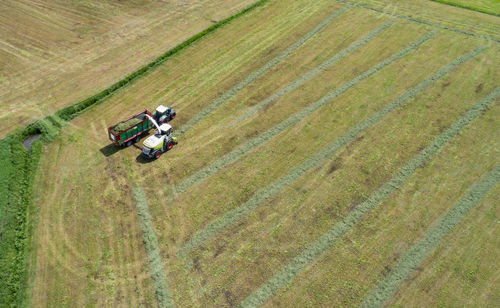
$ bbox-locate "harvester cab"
[142,115,177,159]
[153,105,176,124]
[157,123,173,136]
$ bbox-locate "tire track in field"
[132,187,173,308]
[176,31,440,258]
[174,4,351,136]
[360,162,500,307]
[174,31,437,196]
[238,85,499,308]
[336,0,500,43]
[227,20,394,127]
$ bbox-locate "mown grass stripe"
[360,163,500,307]
[228,21,394,127]
[176,32,440,258]
[239,86,499,308]
[175,5,351,136]
[174,31,435,196]
[337,0,500,43]
[132,187,173,308]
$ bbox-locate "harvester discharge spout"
[145,114,162,134]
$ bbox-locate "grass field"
[3,0,498,306]
[0,0,255,138]
[430,0,500,16]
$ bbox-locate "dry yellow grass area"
[0,0,254,138]
[29,0,499,306]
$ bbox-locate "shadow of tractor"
[136,154,155,164]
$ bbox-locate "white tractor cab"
[153,105,176,124]
[142,119,178,159]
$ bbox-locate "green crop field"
[1,0,499,306]
[430,0,500,16]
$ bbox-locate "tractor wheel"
[155,151,161,159]
[167,141,174,150]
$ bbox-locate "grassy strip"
[176,32,440,257]
[132,187,173,308]
[54,0,272,121]
[336,0,500,43]
[3,141,29,307]
[239,86,499,308]
[228,21,394,127]
[0,138,17,306]
[0,133,44,307]
[360,163,500,307]
[428,0,500,17]
[0,110,64,305]
[174,31,436,196]
[175,4,351,136]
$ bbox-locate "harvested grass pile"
[111,118,141,134]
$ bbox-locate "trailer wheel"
[134,136,140,143]
[155,151,161,159]
[126,140,132,147]
[167,141,173,150]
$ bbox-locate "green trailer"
[108,109,154,146]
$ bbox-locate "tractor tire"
[155,151,161,159]
[167,141,174,151]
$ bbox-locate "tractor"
[153,105,176,124]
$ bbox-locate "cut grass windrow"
[174,31,437,197]
[228,21,394,127]
[176,32,444,258]
[238,85,499,308]
[132,187,173,308]
[360,163,500,308]
[336,0,500,43]
[174,5,351,136]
